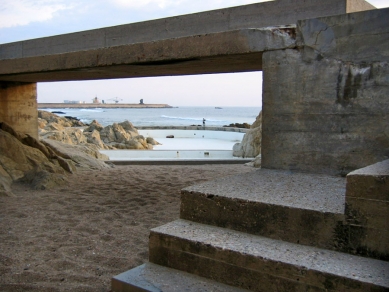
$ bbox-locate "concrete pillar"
[0,82,38,139]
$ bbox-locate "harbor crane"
[108,97,123,104]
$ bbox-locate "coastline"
[38,103,173,109]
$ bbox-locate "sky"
[0,0,387,107]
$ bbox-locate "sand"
[0,164,256,292]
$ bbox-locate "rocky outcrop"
[0,122,111,196]
[233,111,262,160]
[0,123,67,195]
[42,139,110,171]
[39,112,159,150]
[38,110,85,128]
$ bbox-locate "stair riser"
[149,232,386,292]
[181,191,344,251]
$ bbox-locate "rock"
[84,120,104,132]
[41,128,87,145]
[38,110,85,127]
[84,130,107,149]
[38,118,47,129]
[38,111,159,151]
[146,137,160,145]
[0,127,69,191]
[245,154,262,168]
[251,112,262,129]
[118,120,138,134]
[45,122,65,132]
[224,123,251,129]
[0,164,13,197]
[42,139,111,170]
[233,143,244,157]
[233,111,262,158]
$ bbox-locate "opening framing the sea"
[42,106,262,127]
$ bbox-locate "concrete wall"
[262,8,389,175]
[0,82,38,138]
[0,0,372,60]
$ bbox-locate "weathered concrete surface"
[112,263,249,292]
[0,28,294,83]
[262,8,389,175]
[343,160,389,260]
[181,169,346,251]
[0,0,373,61]
[149,220,389,292]
[0,82,38,139]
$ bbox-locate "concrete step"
[112,262,250,292]
[181,168,347,251]
[149,219,389,292]
[344,159,389,260]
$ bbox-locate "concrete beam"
[0,0,374,61]
[0,82,38,138]
[0,28,296,83]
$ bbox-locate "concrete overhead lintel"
[0,27,296,83]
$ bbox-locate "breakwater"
[38,103,173,109]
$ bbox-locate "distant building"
[64,100,83,104]
[92,97,100,104]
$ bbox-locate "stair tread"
[112,262,250,292]
[152,219,389,288]
[183,168,346,214]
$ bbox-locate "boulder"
[41,128,87,145]
[42,139,110,171]
[0,164,13,197]
[245,154,262,168]
[38,118,47,129]
[84,120,104,132]
[38,110,85,127]
[146,137,160,146]
[118,120,138,134]
[233,111,262,158]
[84,129,108,149]
[0,127,69,193]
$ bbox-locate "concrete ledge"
[112,263,249,292]
[149,220,389,291]
[344,159,389,260]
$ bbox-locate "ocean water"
[42,106,262,127]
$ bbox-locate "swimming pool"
[100,129,250,162]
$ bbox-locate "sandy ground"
[0,164,256,292]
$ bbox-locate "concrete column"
[0,82,38,139]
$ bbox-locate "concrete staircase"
[112,161,389,291]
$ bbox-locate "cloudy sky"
[0,0,387,106]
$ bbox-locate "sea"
[42,106,262,127]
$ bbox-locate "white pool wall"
[139,129,245,141]
[100,150,241,160]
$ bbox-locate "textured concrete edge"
[112,264,160,292]
[296,7,389,62]
[347,159,389,176]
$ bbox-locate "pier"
[38,103,173,109]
